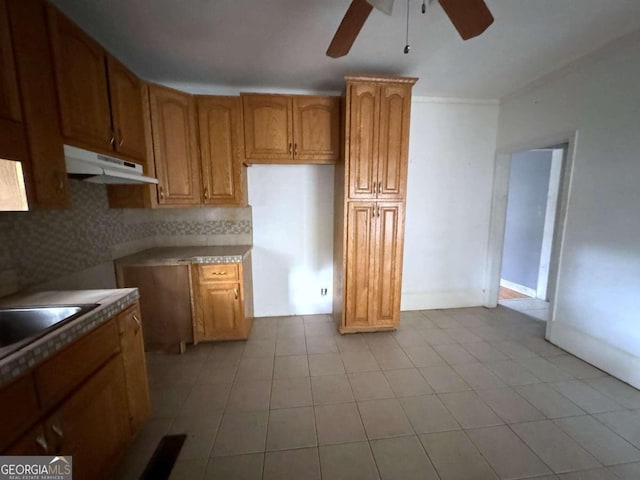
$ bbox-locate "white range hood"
[64,144,158,185]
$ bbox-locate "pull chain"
[404,0,410,54]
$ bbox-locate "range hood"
[64,145,158,185]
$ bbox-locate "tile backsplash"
[0,180,252,295]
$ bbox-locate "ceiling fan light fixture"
[366,0,394,16]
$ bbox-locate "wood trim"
[345,74,418,85]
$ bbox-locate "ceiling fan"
[326,0,494,58]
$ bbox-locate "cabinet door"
[0,0,20,124]
[377,84,411,200]
[199,283,243,340]
[0,0,27,163]
[5,424,49,456]
[0,374,40,452]
[293,96,340,163]
[344,202,377,328]
[372,202,405,326]
[47,6,112,150]
[198,96,244,205]
[46,355,129,480]
[8,0,69,208]
[347,83,379,199]
[149,84,201,205]
[107,56,147,162]
[242,94,292,162]
[117,303,150,435]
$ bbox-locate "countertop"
[0,288,139,388]
[114,245,252,266]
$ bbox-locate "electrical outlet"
[320,288,328,296]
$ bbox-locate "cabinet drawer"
[35,319,120,409]
[0,375,39,452]
[199,264,239,282]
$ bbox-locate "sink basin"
[0,304,98,348]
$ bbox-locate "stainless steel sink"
[0,304,98,348]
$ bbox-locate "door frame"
[536,147,564,300]
[484,131,577,331]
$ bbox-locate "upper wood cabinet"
[242,94,292,161]
[197,96,246,206]
[107,56,147,161]
[242,93,340,164]
[47,6,148,164]
[47,6,112,150]
[0,0,27,163]
[6,0,69,208]
[149,84,201,205]
[347,81,412,201]
[293,96,341,162]
[0,0,20,126]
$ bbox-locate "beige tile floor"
[115,306,640,480]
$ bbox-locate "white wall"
[247,101,499,317]
[496,33,640,388]
[401,99,500,310]
[248,165,334,317]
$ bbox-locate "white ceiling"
[50,0,640,99]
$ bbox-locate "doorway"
[485,133,575,331]
[497,145,565,321]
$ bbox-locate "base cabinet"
[46,355,130,479]
[1,302,150,480]
[117,303,150,434]
[192,257,254,341]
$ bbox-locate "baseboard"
[500,279,537,298]
[401,290,485,311]
[547,321,640,389]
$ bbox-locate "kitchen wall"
[501,150,553,291]
[496,31,640,387]
[248,165,334,317]
[0,180,252,296]
[401,98,500,310]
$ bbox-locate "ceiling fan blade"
[326,0,374,58]
[438,0,494,40]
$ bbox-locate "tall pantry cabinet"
[333,75,417,333]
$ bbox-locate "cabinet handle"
[51,423,64,438]
[288,142,292,154]
[35,434,49,453]
[377,205,380,217]
[203,187,209,201]
[211,272,227,276]
[294,143,298,155]
[118,128,124,147]
[56,174,64,193]
[132,314,141,326]
[109,135,115,147]
[371,207,375,218]
[158,185,164,200]
[233,287,238,300]
[377,181,382,194]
